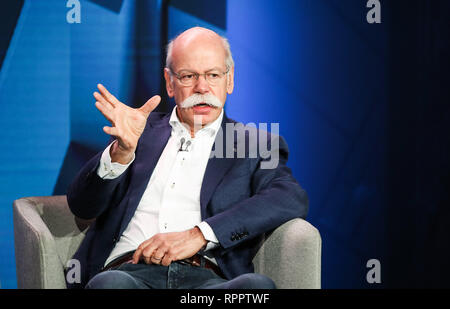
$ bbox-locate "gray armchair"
[13,196,321,289]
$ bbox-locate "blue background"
[0,0,449,288]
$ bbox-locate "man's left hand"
[131,227,207,267]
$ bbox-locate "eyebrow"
[176,67,224,73]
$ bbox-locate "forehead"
[171,36,227,71]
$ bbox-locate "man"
[67,27,308,289]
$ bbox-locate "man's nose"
[193,74,210,94]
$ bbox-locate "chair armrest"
[13,196,89,289]
[252,218,321,289]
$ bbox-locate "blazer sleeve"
[67,149,131,220]
[204,135,309,250]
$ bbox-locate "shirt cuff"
[196,221,219,251]
[97,141,135,179]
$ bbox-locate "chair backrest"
[252,218,322,289]
[13,196,89,288]
[30,196,89,263]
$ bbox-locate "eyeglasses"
[169,68,230,86]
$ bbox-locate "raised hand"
[94,84,161,164]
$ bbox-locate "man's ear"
[226,66,235,94]
[164,68,175,97]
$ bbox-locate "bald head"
[166,27,234,71]
[175,27,221,46]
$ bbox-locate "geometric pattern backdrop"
[0,0,449,288]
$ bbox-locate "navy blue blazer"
[66,111,308,288]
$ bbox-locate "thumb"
[139,95,161,115]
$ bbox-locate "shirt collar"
[169,106,224,138]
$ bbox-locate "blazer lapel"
[200,114,238,219]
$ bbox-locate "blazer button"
[112,237,117,243]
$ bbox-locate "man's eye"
[181,74,195,80]
[207,73,220,79]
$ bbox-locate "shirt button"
[164,223,167,230]
[171,182,175,188]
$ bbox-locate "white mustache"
[179,93,223,109]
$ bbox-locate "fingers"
[139,95,161,115]
[131,231,203,267]
[149,247,175,266]
[132,238,152,264]
[138,244,161,265]
[95,84,161,118]
[161,252,175,267]
[149,249,166,265]
[93,91,114,110]
[102,126,119,137]
[97,83,120,106]
[95,101,115,123]
[131,249,141,264]
[93,85,116,126]
[142,245,158,264]
[132,235,175,266]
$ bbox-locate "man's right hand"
[94,84,161,164]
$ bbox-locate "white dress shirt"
[100,107,223,266]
